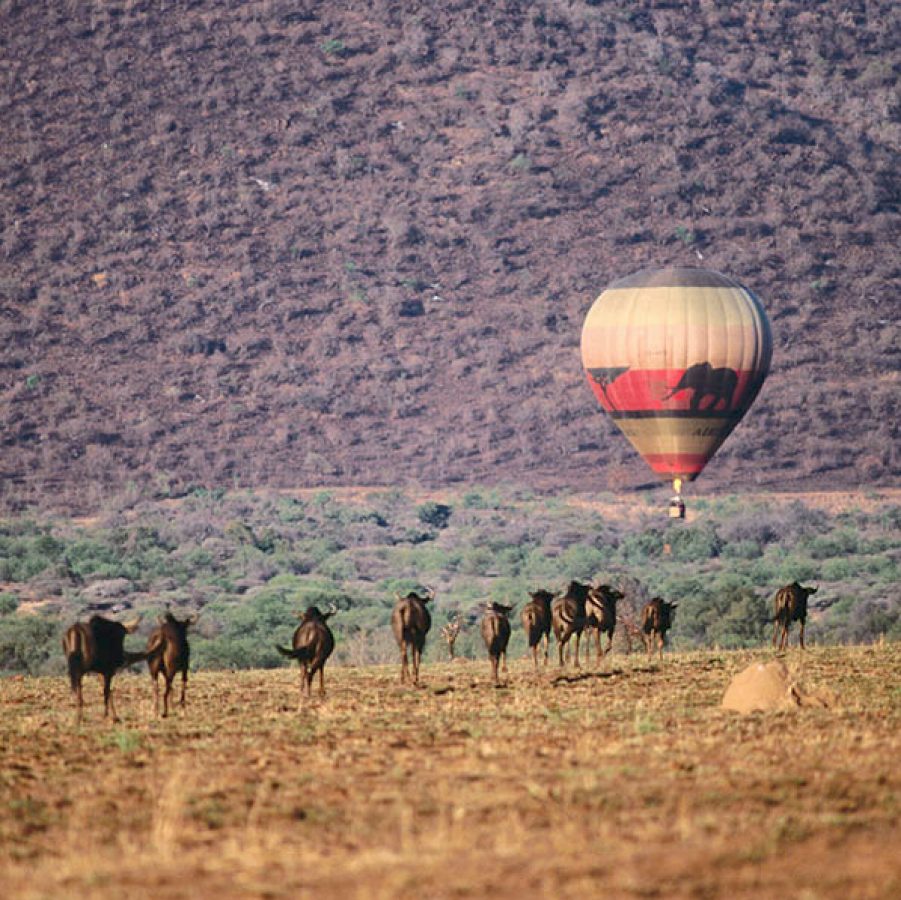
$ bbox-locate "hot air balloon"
[580,266,772,515]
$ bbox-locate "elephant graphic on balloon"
[661,361,739,412]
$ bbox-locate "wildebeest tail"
[122,649,150,667]
[62,628,84,692]
[146,632,166,661]
[276,644,311,661]
[522,608,538,642]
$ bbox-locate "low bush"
[0,613,61,675]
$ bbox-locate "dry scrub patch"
[0,647,898,899]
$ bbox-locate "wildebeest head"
[159,611,198,632]
[298,604,338,623]
[489,602,514,615]
[395,587,435,604]
[657,599,678,629]
[591,585,624,606]
[560,580,591,603]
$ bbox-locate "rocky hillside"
[1,0,898,512]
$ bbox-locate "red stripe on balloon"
[642,454,710,477]
[585,369,759,413]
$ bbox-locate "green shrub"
[617,529,665,564]
[558,544,607,581]
[803,528,861,559]
[461,489,503,510]
[776,556,820,584]
[667,522,723,561]
[722,539,762,560]
[417,502,452,529]
[0,614,60,674]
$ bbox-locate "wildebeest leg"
[778,625,788,652]
[573,632,581,669]
[557,638,565,667]
[501,648,507,674]
[72,674,84,725]
[318,665,326,697]
[162,674,172,718]
[657,634,664,661]
[772,620,781,648]
[179,667,188,708]
[152,671,161,716]
[606,630,614,655]
[798,619,806,650]
[399,641,409,684]
[304,663,314,698]
[490,654,498,685]
[542,633,549,666]
[531,642,539,670]
[412,646,421,685]
[103,673,119,722]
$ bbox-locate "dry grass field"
[1,646,898,899]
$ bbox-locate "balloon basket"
[668,497,686,519]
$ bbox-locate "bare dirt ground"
[1,645,898,899]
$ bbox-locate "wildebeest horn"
[157,615,166,626]
[425,585,436,599]
[188,613,200,625]
[123,615,141,633]
[395,592,403,602]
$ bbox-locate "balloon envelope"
[581,266,772,484]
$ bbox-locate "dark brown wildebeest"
[521,589,554,669]
[584,584,624,664]
[772,582,819,651]
[551,580,592,667]
[391,588,433,685]
[276,605,337,702]
[146,611,197,717]
[641,598,678,660]
[62,614,145,724]
[480,602,514,685]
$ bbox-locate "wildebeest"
[584,584,624,663]
[276,605,337,701]
[391,588,433,685]
[551,581,592,667]
[521,589,554,669]
[641,598,677,659]
[146,611,197,717]
[480,602,514,685]
[62,614,145,723]
[662,361,738,411]
[441,616,462,660]
[772,582,819,651]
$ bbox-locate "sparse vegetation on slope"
[1,1,898,509]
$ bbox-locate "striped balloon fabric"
[581,266,772,486]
